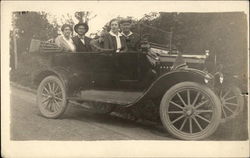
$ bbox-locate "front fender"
[129,68,214,107]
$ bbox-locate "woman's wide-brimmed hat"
[74,22,89,33]
[61,24,73,32]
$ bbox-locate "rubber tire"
[37,75,68,119]
[160,82,221,140]
[220,86,244,122]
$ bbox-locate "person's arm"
[90,39,114,52]
[134,34,141,51]
[103,34,110,50]
[120,37,128,53]
[55,36,61,47]
[86,37,93,51]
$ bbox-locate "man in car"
[120,18,140,52]
[72,22,92,52]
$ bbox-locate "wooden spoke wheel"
[37,76,68,118]
[160,82,221,140]
[219,86,244,122]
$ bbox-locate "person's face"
[121,22,131,32]
[110,21,119,33]
[77,25,87,36]
[98,32,105,43]
[63,27,72,38]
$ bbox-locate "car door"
[114,52,140,81]
[90,52,141,90]
[112,52,155,90]
[90,52,117,88]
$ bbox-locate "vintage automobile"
[149,45,245,123]
[30,39,224,140]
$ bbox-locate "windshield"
[139,23,173,51]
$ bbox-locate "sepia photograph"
[1,1,249,157]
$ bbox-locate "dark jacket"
[90,39,114,52]
[72,36,92,52]
[122,32,140,51]
[103,33,127,52]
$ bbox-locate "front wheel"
[219,86,244,122]
[37,76,68,118]
[160,82,221,140]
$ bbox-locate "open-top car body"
[30,39,223,140]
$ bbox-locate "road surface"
[10,86,248,140]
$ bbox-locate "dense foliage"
[12,11,59,53]
[10,11,59,68]
[10,11,59,86]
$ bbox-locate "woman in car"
[55,24,75,52]
[103,19,127,53]
[90,31,114,52]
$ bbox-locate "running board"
[68,90,143,106]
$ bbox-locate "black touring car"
[29,40,223,140]
[29,26,244,140]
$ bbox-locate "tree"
[60,13,75,26]
[137,12,247,86]
[74,11,96,23]
[11,11,59,54]
[10,11,59,69]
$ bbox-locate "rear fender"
[32,66,70,94]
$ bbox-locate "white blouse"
[109,31,122,52]
[63,36,75,52]
[121,31,133,38]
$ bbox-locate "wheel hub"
[184,106,194,116]
[221,99,226,106]
[48,93,55,100]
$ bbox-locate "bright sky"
[48,10,146,36]
[42,1,248,36]
[45,1,159,36]
[4,1,248,36]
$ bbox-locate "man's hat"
[120,18,132,24]
[74,22,89,33]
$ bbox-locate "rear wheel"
[37,76,68,118]
[160,82,221,140]
[219,86,244,122]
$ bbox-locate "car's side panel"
[32,52,214,105]
[50,53,118,90]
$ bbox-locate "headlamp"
[219,74,224,83]
[204,74,212,84]
[205,50,210,58]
